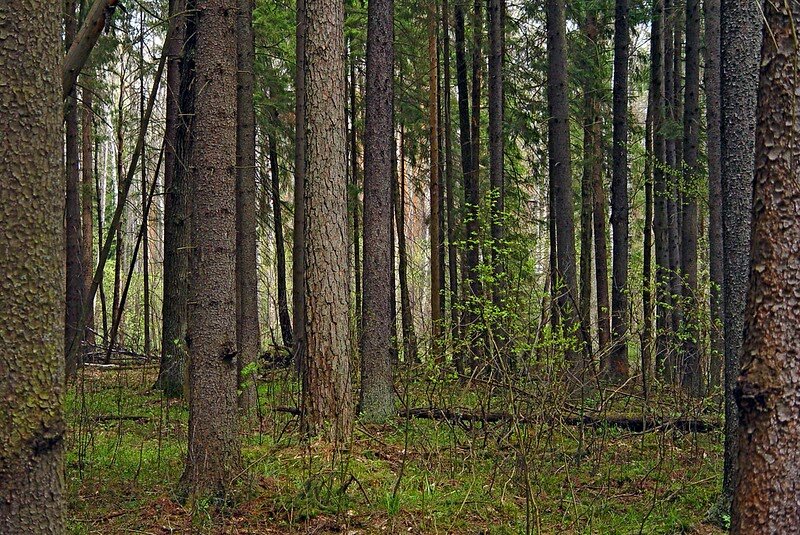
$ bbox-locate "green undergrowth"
[65,367,724,534]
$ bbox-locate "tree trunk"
[158,0,189,398]
[547,0,580,368]
[579,61,594,359]
[680,0,700,395]
[65,0,83,380]
[443,0,459,347]
[360,0,395,422]
[731,3,799,528]
[292,0,307,375]
[609,0,630,379]
[82,84,96,349]
[268,102,294,349]
[666,5,682,347]
[181,0,241,498]
[112,65,125,352]
[705,0,723,392]
[720,0,760,514]
[642,92,654,397]
[396,124,418,363]
[349,48,362,335]
[487,0,504,319]
[429,0,443,358]
[139,10,151,357]
[0,2,65,530]
[236,0,260,412]
[302,0,353,442]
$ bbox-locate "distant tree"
[181,0,241,497]
[360,0,395,422]
[302,0,353,441]
[731,1,799,529]
[720,0,760,514]
[0,1,65,530]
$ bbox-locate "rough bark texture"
[609,0,630,379]
[704,0,723,391]
[65,0,83,380]
[720,0,760,512]
[181,0,242,498]
[487,0,504,317]
[268,102,293,349]
[0,0,66,530]
[546,0,580,367]
[302,0,353,442]
[731,3,800,529]
[158,0,190,398]
[82,84,96,348]
[236,0,259,412]
[429,0,443,356]
[292,0,307,375]
[360,0,395,422]
[680,0,700,396]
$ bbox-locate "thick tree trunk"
[158,0,189,398]
[680,0,701,395]
[720,0,760,514]
[302,0,353,442]
[236,0,260,412]
[268,103,293,349]
[705,0,723,392]
[609,0,630,379]
[360,0,395,422]
[429,0,443,357]
[0,2,65,530]
[731,3,800,528]
[181,0,241,497]
[546,0,580,369]
[82,85,96,348]
[65,0,83,380]
[293,0,307,375]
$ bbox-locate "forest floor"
[65,364,726,534]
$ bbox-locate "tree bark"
[443,0,459,347]
[731,3,800,528]
[0,2,65,531]
[360,0,395,422]
[720,0,760,515]
[181,0,242,498]
[642,91,654,397]
[302,0,353,442]
[429,0,443,358]
[547,0,580,369]
[292,0,307,375]
[487,0,504,321]
[396,124,418,363]
[158,0,189,398]
[349,48,362,335]
[62,0,121,97]
[236,0,260,412]
[609,0,630,379]
[705,0,723,392]
[82,85,96,349]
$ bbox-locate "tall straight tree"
[680,0,700,395]
[608,0,630,379]
[546,0,580,368]
[82,85,96,348]
[720,0,760,513]
[705,0,723,391]
[181,0,241,497]
[487,0,504,314]
[158,0,189,397]
[293,0,307,375]
[65,0,83,380]
[429,0,443,355]
[0,1,65,530]
[443,0,459,342]
[731,2,800,528]
[360,0,395,422]
[302,0,353,441]
[236,0,260,411]
[396,124,419,362]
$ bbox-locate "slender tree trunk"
[293,0,307,375]
[82,84,96,348]
[360,0,395,422]
[139,10,151,357]
[547,0,580,368]
[0,2,65,530]
[731,3,799,528]
[609,0,630,379]
[268,103,294,349]
[112,65,125,352]
[443,0,459,346]
[429,0,443,358]
[592,119,610,357]
[396,124,418,362]
[236,0,260,412]
[666,5,683,349]
[642,92,654,397]
[302,0,353,442]
[65,0,83,379]
[705,0,723,393]
[181,0,242,498]
[349,48,362,334]
[720,0,760,514]
[158,0,189,397]
[579,67,594,358]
